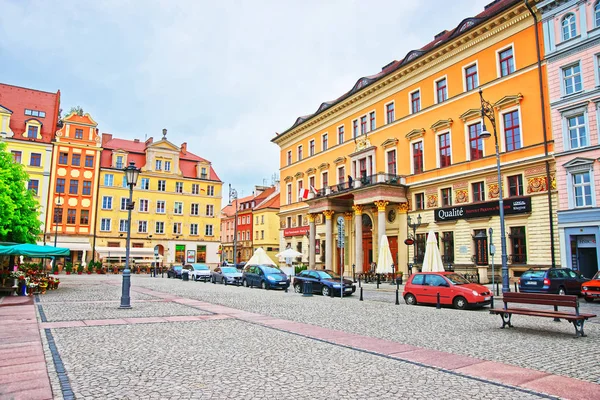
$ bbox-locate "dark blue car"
[242,264,290,290]
[293,269,356,296]
[518,268,588,295]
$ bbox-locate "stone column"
[323,210,335,271]
[374,200,389,253]
[398,203,409,276]
[344,212,353,277]
[308,213,317,269]
[353,205,364,273]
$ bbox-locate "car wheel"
[453,296,468,310]
[294,284,302,294]
[222,277,227,286]
[558,287,566,295]
[243,279,249,288]
[212,277,216,284]
[321,286,330,297]
[404,293,417,305]
[261,280,268,290]
[584,296,594,303]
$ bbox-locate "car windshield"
[522,270,546,278]
[222,267,237,273]
[262,266,283,274]
[191,265,209,270]
[174,266,182,271]
[317,271,339,279]
[593,271,600,280]
[444,273,470,285]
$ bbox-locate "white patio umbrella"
[421,230,445,272]
[376,235,394,275]
[275,248,303,259]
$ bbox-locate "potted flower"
[52,263,59,275]
[77,264,84,275]
[64,262,73,275]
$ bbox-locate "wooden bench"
[489,292,596,337]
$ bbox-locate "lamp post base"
[119,268,132,309]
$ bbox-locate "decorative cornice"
[405,128,425,140]
[294,171,304,179]
[430,118,453,132]
[459,109,481,122]
[494,93,523,110]
[323,210,335,220]
[352,205,364,215]
[333,157,346,165]
[374,200,389,212]
[318,162,330,170]
[284,175,293,183]
[381,138,399,149]
[306,167,317,175]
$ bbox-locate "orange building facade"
[46,112,102,265]
[273,0,559,281]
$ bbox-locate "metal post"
[359,286,363,301]
[230,185,239,267]
[376,273,380,289]
[395,280,400,305]
[53,193,62,247]
[119,184,134,309]
[436,292,441,309]
[352,264,356,283]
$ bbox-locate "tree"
[66,106,84,117]
[0,142,41,243]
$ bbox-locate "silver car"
[212,266,243,285]
[186,264,211,282]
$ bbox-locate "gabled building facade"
[252,185,281,262]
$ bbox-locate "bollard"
[376,274,380,289]
[395,289,399,305]
[490,295,494,309]
[359,287,363,301]
[514,282,518,292]
[358,276,361,288]
[436,292,441,309]
[496,281,499,296]
[330,285,334,298]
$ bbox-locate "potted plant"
[77,264,84,275]
[52,263,59,275]
[64,262,73,275]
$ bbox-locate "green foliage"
[77,263,84,273]
[64,262,73,273]
[66,106,84,116]
[0,142,42,243]
[295,264,308,274]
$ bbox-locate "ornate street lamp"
[229,184,238,266]
[407,214,422,273]
[478,88,509,293]
[120,161,141,309]
[53,192,63,247]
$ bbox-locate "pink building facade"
[541,0,600,277]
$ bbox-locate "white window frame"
[337,124,344,145]
[384,101,395,124]
[164,161,171,172]
[119,219,128,233]
[464,118,486,161]
[174,202,183,215]
[296,179,304,202]
[566,166,596,208]
[120,197,128,211]
[286,183,292,204]
[352,118,359,138]
[175,182,183,193]
[409,139,424,175]
[104,174,114,187]
[337,166,345,185]
[561,13,577,41]
[157,180,166,191]
[309,139,315,156]
[155,160,162,171]
[155,221,164,234]
[156,200,166,214]
[191,203,199,216]
[368,109,376,132]
[191,183,199,195]
[408,88,421,114]
[561,62,583,96]
[385,148,397,175]
[433,75,448,104]
[498,104,523,153]
[138,220,147,233]
[102,196,113,210]
[206,204,214,216]
[297,145,303,161]
[173,222,182,235]
[205,224,214,236]
[100,218,111,232]
[140,178,149,190]
[495,43,515,78]
[190,223,198,236]
[435,130,453,168]
[462,61,479,92]
[139,199,149,212]
[321,133,328,152]
[321,171,329,189]
[563,110,589,150]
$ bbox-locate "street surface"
[1,274,599,399]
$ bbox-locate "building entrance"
[362,214,373,271]
[572,235,598,278]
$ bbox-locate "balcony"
[311,173,406,199]
[509,254,527,264]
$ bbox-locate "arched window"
[595,2,600,27]
[562,13,577,41]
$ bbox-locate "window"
[256,216,259,225]
[102,196,113,210]
[104,174,114,187]
[27,125,38,138]
[140,178,149,190]
[510,227,527,264]
[69,179,79,195]
[261,215,264,224]
[28,180,39,195]
[386,102,395,123]
[567,114,587,149]
[287,183,292,204]
[205,224,214,236]
[191,183,199,194]
[438,132,451,168]
[297,180,303,202]
[468,123,483,160]
[369,112,376,131]
[207,185,214,196]
[157,180,166,191]
[563,64,582,95]
[442,232,454,263]
[352,119,358,138]
[436,78,447,103]
[465,64,478,91]
[412,141,423,174]
[596,2,600,27]
[11,151,21,163]
[562,13,576,41]
[59,152,68,165]
[503,110,521,151]
[360,116,367,134]
[122,176,127,188]
[175,182,183,193]
[190,224,198,235]
[120,197,128,211]
[82,181,91,195]
[119,219,129,233]
[56,178,65,193]
[24,109,45,118]
[53,208,63,224]
[74,128,83,139]
[191,203,199,216]
[322,171,328,188]
[155,221,164,234]
[100,218,111,232]
[69,153,80,167]
[441,188,452,206]
[80,210,89,225]
[415,193,425,210]
[338,126,344,144]
[138,221,147,233]
[387,150,396,175]
[508,175,523,197]
[309,140,315,156]
[261,230,264,240]
[322,134,328,151]
[287,151,292,165]
[297,145,303,161]
[416,234,426,263]
[139,199,149,212]
[155,160,162,170]
[156,200,166,213]
[338,166,345,184]
[174,202,183,214]
[498,47,514,77]
[410,90,421,113]
[164,161,171,172]
[573,172,593,207]
[30,153,41,166]
[473,229,488,265]
[472,182,485,202]
[85,155,94,167]
[114,155,123,169]
[173,222,182,235]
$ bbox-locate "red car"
[403,271,492,310]
[581,271,600,303]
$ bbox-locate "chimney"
[181,142,187,153]
[133,139,140,143]
[145,137,153,146]
[102,133,112,145]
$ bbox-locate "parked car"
[518,268,588,295]
[222,261,235,267]
[581,271,600,302]
[293,269,355,296]
[242,264,290,290]
[167,265,183,279]
[403,272,491,310]
[186,263,211,282]
[236,262,246,270]
[212,266,243,285]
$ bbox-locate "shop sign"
[283,226,310,237]
[186,250,196,263]
[434,197,531,222]
[577,236,596,248]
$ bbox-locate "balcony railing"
[509,254,527,264]
[312,173,405,199]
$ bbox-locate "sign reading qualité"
[434,197,531,222]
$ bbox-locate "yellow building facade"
[273,0,558,281]
[252,186,281,262]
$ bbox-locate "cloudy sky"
[1,0,490,203]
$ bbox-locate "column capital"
[398,202,409,214]
[323,210,335,220]
[352,205,364,215]
[307,213,317,223]
[344,212,353,221]
[374,200,389,212]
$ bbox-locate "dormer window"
[561,13,576,41]
[28,125,38,138]
[23,119,42,140]
[201,167,207,179]
[115,155,124,169]
[24,109,45,118]
[155,160,162,170]
[165,161,171,172]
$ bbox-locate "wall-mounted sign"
[283,226,310,237]
[186,250,196,263]
[434,197,531,222]
[577,235,596,248]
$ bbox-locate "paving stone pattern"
[36,282,155,303]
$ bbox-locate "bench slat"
[502,292,578,307]
[490,309,594,320]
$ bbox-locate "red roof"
[0,82,60,143]
[255,194,280,210]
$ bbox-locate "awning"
[38,242,92,251]
[95,247,156,258]
[0,244,70,257]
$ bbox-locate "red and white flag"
[310,185,318,195]
[299,188,309,199]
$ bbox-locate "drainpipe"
[525,0,556,268]
[91,164,102,263]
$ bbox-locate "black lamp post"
[119,161,141,309]
[229,184,238,266]
[407,214,422,272]
[478,88,509,293]
[53,192,63,247]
